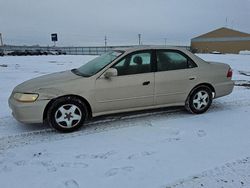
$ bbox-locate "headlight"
[13,93,39,102]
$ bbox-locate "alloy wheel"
[55,104,82,128]
[192,90,209,110]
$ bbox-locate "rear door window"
[156,50,196,72]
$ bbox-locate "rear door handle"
[143,81,150,86]
[189,76,196,80]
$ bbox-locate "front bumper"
[8,96,50,124]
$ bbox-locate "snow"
[211,51,222,54]
[0,54,250,188]
[239,50,250,55]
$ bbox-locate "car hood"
[14,70,81,93]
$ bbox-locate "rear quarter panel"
[208,62,234,98]
[197,61,234,98]
[185,51,234,99]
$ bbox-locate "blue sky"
[0,0,250,46]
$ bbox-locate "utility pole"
[0,33,3,46]
[138,34,141,45]
[104,35,107,52]
[231,20,234,29]
[164,38,167,46]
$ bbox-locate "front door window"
[113,51,152,76]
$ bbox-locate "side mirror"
[103,68,118,79]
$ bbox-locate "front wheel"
[186,87,213,114]
[47,96,88,132]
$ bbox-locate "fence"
[0,45,190,55]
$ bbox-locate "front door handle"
[143,81,150,86]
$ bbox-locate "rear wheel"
[186,86,212,114]
[47,96,88,132]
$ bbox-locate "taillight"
[227,68,233,78]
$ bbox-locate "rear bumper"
[214,80,234,98]
[8,96,50,124]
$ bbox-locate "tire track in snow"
[0,108,185,152]
[165,157,250,188]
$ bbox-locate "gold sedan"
[9,46,234,132]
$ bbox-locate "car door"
[154,50,198,105]
[94,50,155,114]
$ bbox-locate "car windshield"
[73,50,123,77]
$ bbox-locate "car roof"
[114,45,189,54]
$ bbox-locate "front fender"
[35,87,66,100]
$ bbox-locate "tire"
[185,86,212,114]
[47,96,88,133]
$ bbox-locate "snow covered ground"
[0,54,250,188]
